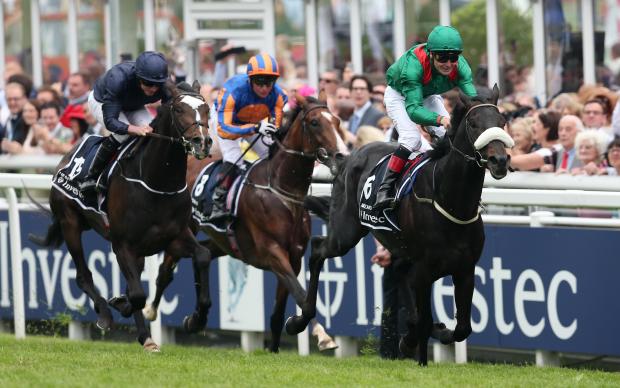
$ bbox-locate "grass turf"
[0,334,618,387]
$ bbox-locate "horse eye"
[310,119,319,126]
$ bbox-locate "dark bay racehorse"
[286,86,514,365]
[30,81,212,351]
[143,95,349,352]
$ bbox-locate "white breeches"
[383,86,449,153]
[88,91,153,143]
[217,132,271,166]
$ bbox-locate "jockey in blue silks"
[80,51,170,193]
[209,53,288,221]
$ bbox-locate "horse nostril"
[488,155,498,165]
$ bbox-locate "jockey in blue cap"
[80,51,170,193]
[209,53,288,221]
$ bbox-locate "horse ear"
[192,80,201,93]
[295,92,308,109]
[491,83,500,105]
[318,89,327,103]
[459,90,473,108]
[166,80,179,99]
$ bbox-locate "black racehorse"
[143,95,348,352]
[286,86,514,365]
[30,81,212,351]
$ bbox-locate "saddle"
[358,153,430,232]
[191,160,254,232]
[51,135,137,216]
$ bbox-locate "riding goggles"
[252,76,277,87]
[433,51,461,63]
[139,78,164,87]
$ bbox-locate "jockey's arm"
[216,93,257,139]
[401,64,442,127]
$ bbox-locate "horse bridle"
[272,104,332,164]
[449,103,502,168]
[147,93,209,156]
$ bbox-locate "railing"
[1,171,620,365]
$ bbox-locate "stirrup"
[80,178,98,192]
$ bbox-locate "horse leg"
[433,268,475,345]
[414,283,433,366]
[110,245,147,316]
[311,319,338,351]
[166,228,212,333]
[286,228,364,335]
[143,253,176,321]
[60,219,113,330]
[398,273,419,359]
[269,280,289,353]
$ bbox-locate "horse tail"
[303,195,331,221]
[28,217,64,248]
[23,186,64,248]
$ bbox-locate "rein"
[248,103,331,207]
[450,103,499,167]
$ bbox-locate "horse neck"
[435,122,485,219]
[136,111,188,191]
[270,115,315,196]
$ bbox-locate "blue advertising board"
[0,209,619,356]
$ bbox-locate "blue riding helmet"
[135,51,169,84]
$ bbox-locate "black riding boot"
[209,162,241,222]
[79,136,120,193]
[374,145,411,209]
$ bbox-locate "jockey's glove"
[256,121,277,137]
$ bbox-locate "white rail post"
[530,211,560,367]
[6,188,25,339]
[296,256,310,356]
[334,336,357,358]
[241,331,264,352]
[68,321,91,340]
[433,342,455,363]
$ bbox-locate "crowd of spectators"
[3,49,620,181]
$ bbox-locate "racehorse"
[143,95,349,352]
[286,86,513,365]
[30,81,212,351]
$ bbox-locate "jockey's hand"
[439,115,451,129]
[371,246,392,268]
[256,121,277,137]
[128,124,153,137]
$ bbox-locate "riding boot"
[79,136,120,193]
[374,144,411,210]
[209,162,241,222]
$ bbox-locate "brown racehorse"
[30,81,212,351]
[143,95,349,352]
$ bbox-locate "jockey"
[80,51,170,193]
[374,25,477,209]
[209,53,288,221]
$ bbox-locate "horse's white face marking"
[180,95,207,131]
[321,111,349,155]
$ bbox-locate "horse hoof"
[318,338,338,351]
[399,337,417,359]
[431,323,454,345]
[96,316,113,331]
[183,313,205,333]
[143,338,161,353]
[143,304,157,321]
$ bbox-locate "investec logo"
[0,221,178,314]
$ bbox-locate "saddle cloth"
[51,135,136,216]
[191,160,254,233]
[358,153,430,232]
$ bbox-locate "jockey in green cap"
[375,25,478,209]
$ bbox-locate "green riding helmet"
[426,25,463,53]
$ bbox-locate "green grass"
[0,334,618,387]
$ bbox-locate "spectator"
[335,85,351,102]
[553,115,584,174]
[342,62,354,83]
[318,70,340,97]
[532,110,561,150]
[34,102,74,155]
[82,102,105,136]
[508,117,535,155]
[36,86,65,107]
[570,129,608,175]
[581,99,612,140]
[1,99,42,155]
[60,71,92,128]
[547,93,582,116]
[353,125,384,149]
[371,83,387,113]
[0,82,29,153]
[66,105,89,144]
[602,138,620,175]
[348,74,384,134]
[7,73,34,99]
